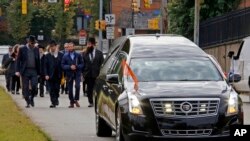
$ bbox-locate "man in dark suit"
[15,35,40,108]
[2,46,13,91]
[83,37,104,107]
[61,42,84,108]
[44,40,64,108]
[38,45,46,97]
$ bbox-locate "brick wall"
[111,0,162,37]
[239,0,250,9]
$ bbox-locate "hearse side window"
[110,52,127,82]
[101,46,120,74]
[121,40,130,55]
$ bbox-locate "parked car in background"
[0,45,11,75]
[94,34,243,141]
[228,36,250,94]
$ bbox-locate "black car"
[94,34,243,141]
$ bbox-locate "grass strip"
[0,87,51,141]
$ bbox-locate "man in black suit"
[38,45,46,97]
[44,40,63,108]
[2,46,13,91]
[15,35,40,108]
[83,37,104,107]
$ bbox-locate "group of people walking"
[2,35,104,108]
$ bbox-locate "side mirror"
[228,73,241,83]
[106,74,119,84]
[227,51,235,58]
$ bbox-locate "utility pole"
[99,0,103,51]
[160,0,164,34]
[194,0,200,45]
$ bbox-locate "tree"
[167,0,241,40]
[6,1,34,43]
[53,0,75,44]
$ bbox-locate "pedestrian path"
[0,76,114,141]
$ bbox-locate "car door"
[107,52,127,126]
[96,46,119,124]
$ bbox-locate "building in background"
[110,0,167,38]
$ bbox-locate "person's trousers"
[68,76,81,104]
[82,79,87,94]
[11,75,20,92]
[86,77,96,104]
[61,82,68,93]
[5,74,11,91]
[21,74,38,106]
[39,77,45,96]
[48,80,60,105]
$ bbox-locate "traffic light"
[153,18,159,29]
[21,0,27,15]
[95,20,100,30]
[148,19,154,29]
[132,0,140,13]
[148,18,159,29]
[100,20,106,30]
[144,0,151,8]
[64,0,70,12]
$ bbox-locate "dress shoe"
[68,104,74,108]
[16,91,20,95]
[88,104,93,107]
[11,90,15,94]
[25,105,30,108]
[40,94,44,97]
[56,100,59,106]
[50,105,56,108]
[30,100,34,107]
[75,101,80,107]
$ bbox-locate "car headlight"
[227,91,238,115]
[128,94,143,115]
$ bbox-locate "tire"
[116,108,125,141]
[95,111,112,137]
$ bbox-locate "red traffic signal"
[64,0,70,5]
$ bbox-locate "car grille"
[150,98,220,118]
[161,129,212,136]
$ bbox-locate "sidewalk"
[0,76,113,141]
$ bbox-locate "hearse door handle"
[103,85,108,90]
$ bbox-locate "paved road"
[0,76,250,141]
[0,76,114,141]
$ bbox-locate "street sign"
[37,35,44,41]
[126,28,135,36]
[105,14,115,25]
[48,0,57,3]
[79,29,87,45]
[79,37,86,45]
[102,39,109,54]
[106,27,114,39]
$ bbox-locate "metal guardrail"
[200,7,250,48]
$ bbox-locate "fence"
[200,7,250,48]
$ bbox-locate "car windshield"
[129,58,223,82]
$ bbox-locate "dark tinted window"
[121,40,130,54]
[100,47,119,75]
[111,52,127,82]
